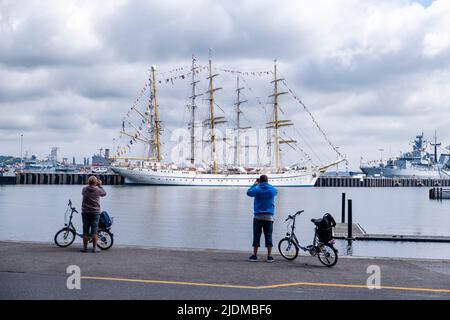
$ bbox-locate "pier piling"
[347,199,353,240]
[12,172,124,185]
[429,187,450,200]
[315,176,450,188]
[341,193,346,223]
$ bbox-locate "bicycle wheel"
[54,228,76,247]
[97,229,113,250]
[278,237,299,260]
[317,243,338,267]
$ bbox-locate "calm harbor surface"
[1,185,449,259]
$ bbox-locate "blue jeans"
[252,218,273,248]
[82,212,100,237]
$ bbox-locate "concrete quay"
[1,241,449,300]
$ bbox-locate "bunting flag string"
[115,63,333,160]
[123,83,151,123]
[295,144,313,163]
[116,114,151,157]
[156,65,191,76]
[156,65,209,85]
[154,65,272,86]
[281,80,343,158]
[239,76,265,108]
[215,67,273,77]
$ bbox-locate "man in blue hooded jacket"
[247,174,278,262]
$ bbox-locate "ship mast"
[189,55,202,166]
[205,53,223,174]
[147,73,155,160]
[118,78,152,161]
[267,60,294,172]
[234,76,249,166]
[151,65,162,162]
[431,130,441,163]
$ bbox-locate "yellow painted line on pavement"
[81,276,450,294]
[81,276,256,289]
[258,282,450,293]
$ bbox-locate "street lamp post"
[20,134,23,169]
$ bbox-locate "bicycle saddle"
[311,218,321,226]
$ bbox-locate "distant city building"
[92,148,109,166]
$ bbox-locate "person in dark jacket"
[246,175,278,262]
[80,176,107,252]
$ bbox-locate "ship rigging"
[111,55,344,186]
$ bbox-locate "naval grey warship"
[360,133,450,179]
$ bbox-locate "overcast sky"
[1,0,449,169]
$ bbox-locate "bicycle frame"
[64,200,106,239]
[64,201,83,238]
[55,199,114,250]
[280,210,338,267]
[285,212,324,255]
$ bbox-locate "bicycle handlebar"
[68,200,78,213]
[284,210,305,221]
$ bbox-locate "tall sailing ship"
[111,56,343,186]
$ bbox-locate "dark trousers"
[252,218,274,248]
[81,212,100,237]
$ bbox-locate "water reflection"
[1,185,450,259]
[345,240,354,256]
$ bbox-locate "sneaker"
[80,248,88,253]
[248,255,258,262]
[266,256,275,263]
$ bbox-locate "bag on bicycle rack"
[317,213,336,243]
[99,211,113,229]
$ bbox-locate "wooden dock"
[0,175,16,185]
[429,187,450,200]
[334,223,366,238]
[12,172,124,185]
[334,223,450,243]
[316,176,450,187]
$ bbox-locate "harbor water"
[0,185,449,259]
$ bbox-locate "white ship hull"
[112,167,319,187]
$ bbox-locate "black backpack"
[317,213,336,243]
[322,213,336,228]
